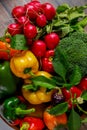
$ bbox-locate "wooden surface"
[0,0,87,130]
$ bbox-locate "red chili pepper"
[62,86,82,109]
[20,117,45,130]
[41,50,54,73]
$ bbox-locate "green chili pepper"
[3,96,35,120]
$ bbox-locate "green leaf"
[11,34,28,50]
[48,102,68,116]
[81,91,87,101]
[23,84,38,91]
[68,109,81,130]
[56,3,70,13]
[32,76,56,90]
[69,65,82,86]
[53,47,68,82]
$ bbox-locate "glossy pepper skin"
[41,50,54,73]
[0,41,20,60]
[22,71,54,104]
[10,50,39,79]
[43,109,67,130]
[20,116,45,130]
[0,61,18,99]
[3,96,35,120]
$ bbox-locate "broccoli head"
[55,31,87,76]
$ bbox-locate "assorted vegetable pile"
[0,0,87,130]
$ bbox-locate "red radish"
[12,6,25,18]
[8,23,22,36]
[25,3,38,20]
[44,32,60,49]
[17,16,30,26]
[24,23,37,39]
[31,40,46,57]
[36,14,47,27]
[41,3,56,20]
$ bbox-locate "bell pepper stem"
[15,108,35,115]
[20,122,30,130]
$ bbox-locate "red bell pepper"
[20,116,45,130]
[41,50,54,73]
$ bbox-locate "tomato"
[31,40,46,57]
[7,23,22,36]
[41,2,56,20]
[24,23,37,39]
[77,77,87,91]
[36,14,47,27]
[44,32,60,49]
[12,6,25,18]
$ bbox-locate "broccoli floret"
[55,31,87,76]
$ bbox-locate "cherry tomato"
[31,40,46,57]
[24,23,37,39]
[44,32,60,49]
[41,50,54,73]
[77,77,87,91]
[7,23,22,36]
[12,6,25,18]
[36,14,47,27]
[41,2,56,20]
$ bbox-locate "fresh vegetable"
[10,50,39,79]
[24,23,37,39]
[3,96,35,120]
[7,23,23,36]
[11,6,25,18]
[31,40,46,58]
[44,32,60,49]
[36,14,47,27]
[41,50,54,73]
[20,116,45,130]
[22,86,54,105]
[22,71,55,104]
[62,86,82,109]
[77,77,87,91]
[41,2,56,20]
[43,109,67,130]
[0,61,20,99]
[54,31,87,77]
[0,41,20,60]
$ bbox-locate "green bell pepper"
[3,96,35,120]
[0,61,19,99]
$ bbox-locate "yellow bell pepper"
[10,50,39,79]
[22,71,54,104]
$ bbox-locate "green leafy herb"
[47,102,68,116]
[68,108,81,130]
[11,34,28,50]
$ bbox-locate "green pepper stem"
[15,108,35,115]
[20,122,30,130]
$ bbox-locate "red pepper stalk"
[20,117,45,130]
